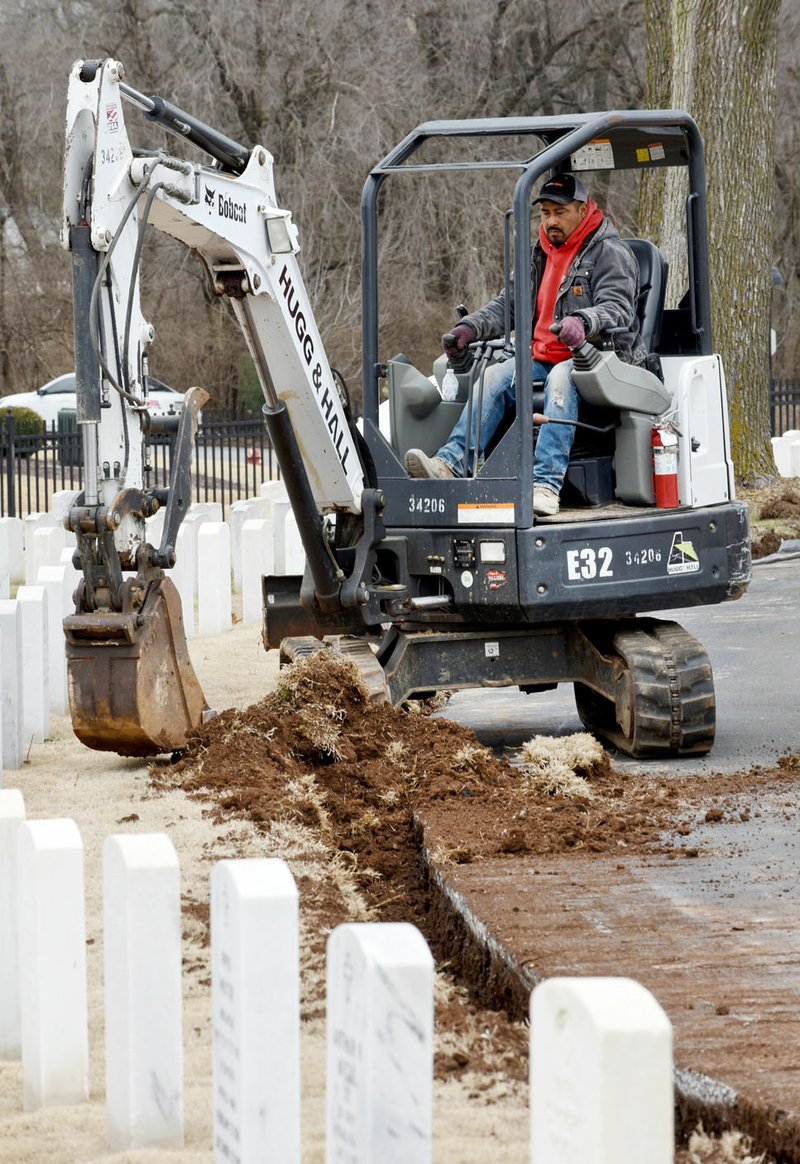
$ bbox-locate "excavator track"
[574,618,716,758]
[279,634,389,701]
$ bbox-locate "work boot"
[533,486,560,516]
[404,449,455,479]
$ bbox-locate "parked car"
[0,374,184,427]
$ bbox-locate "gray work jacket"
[459,218,648,366]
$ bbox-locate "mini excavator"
[60,59,750,758]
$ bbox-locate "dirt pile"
[744,480,800,558]
[151,652,799,1157]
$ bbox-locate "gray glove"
[553,315,586,349]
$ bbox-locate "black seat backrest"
[623,238,668,354]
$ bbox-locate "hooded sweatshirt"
[532,199,604,363]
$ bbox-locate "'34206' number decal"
[566,546,614,580]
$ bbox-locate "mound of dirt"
[743,479,800,558]
[149,651,799,1158]
[155,651,800,964]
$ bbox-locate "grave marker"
[0,789,25,1057]
[17,818,89,1109]
[326,922,434,1164]
[211,858,301,1162]
[17,585,50,745]
[0,599,24,769]
[104,832,184,1149]
[197,521,232,636]
[530,976,673,1163]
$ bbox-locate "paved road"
[443,554,800,775]
[432,553,800,1155]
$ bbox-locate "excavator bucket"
[63,576,210,757]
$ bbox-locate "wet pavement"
[443,554,800,775]
[430,555,800,1155]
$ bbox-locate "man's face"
[539,199,587,247]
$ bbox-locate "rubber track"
[598,619,715,757]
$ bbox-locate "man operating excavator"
[403,175,647,515]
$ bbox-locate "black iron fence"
[3,382,799,518]
[770,379,800,437]
[0,407,280,520]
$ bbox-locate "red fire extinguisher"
[651,421,679,508]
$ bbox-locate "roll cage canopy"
[360,109,711,453]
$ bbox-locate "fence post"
[4,410,15,519]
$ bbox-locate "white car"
[0,373,184,427]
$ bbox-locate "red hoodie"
[532,200,604,363]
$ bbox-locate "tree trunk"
[640,0,781,485]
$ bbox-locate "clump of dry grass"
[452,742,493,771]
[519,732,608,799]
[276,652,369,758]
[685,1124,767,1163]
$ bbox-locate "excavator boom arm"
[60,58,367,756]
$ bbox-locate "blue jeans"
[436,357,579,492]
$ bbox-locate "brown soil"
[153,652,799,1160]
[744,478,800,558]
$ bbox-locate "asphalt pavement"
[443,554,800,775]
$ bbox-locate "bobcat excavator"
[60,58,750,759]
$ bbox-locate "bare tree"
[10,0,797,442]
[640,0,782,485]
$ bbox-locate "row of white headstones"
[0,788,676,1162]
[0,483,303,778]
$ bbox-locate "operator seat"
[566,237,673,505]
[623,237,668,363]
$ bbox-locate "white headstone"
[326,922,434,1164]
[17,818,89,1109]
[0,788,25,1057]
[258,480,289,504]
[178,505,221,596]
[771,436,793,478]
[104,833,184,1150]
[211,858,301,1163]
[530,977,673,1164]
[37,564,73,716]
[59,544,82,593]
[145,506,166,552]
[22,512,53,552]
[284,511,306,576]
[49,489,80,530]
[191,501,224,523]
[27,525,67,586]
[197,522,232,637]
[229,498,261,590]
[16,585,50,746]
[0,516,24,586]
[240,518,275,625]
[171,524,196,638]
[0,599,24,770]
[791,438,800,478]
[271,498,291,575]
[0,520,9,599]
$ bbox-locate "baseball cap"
[534,174,588,205]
